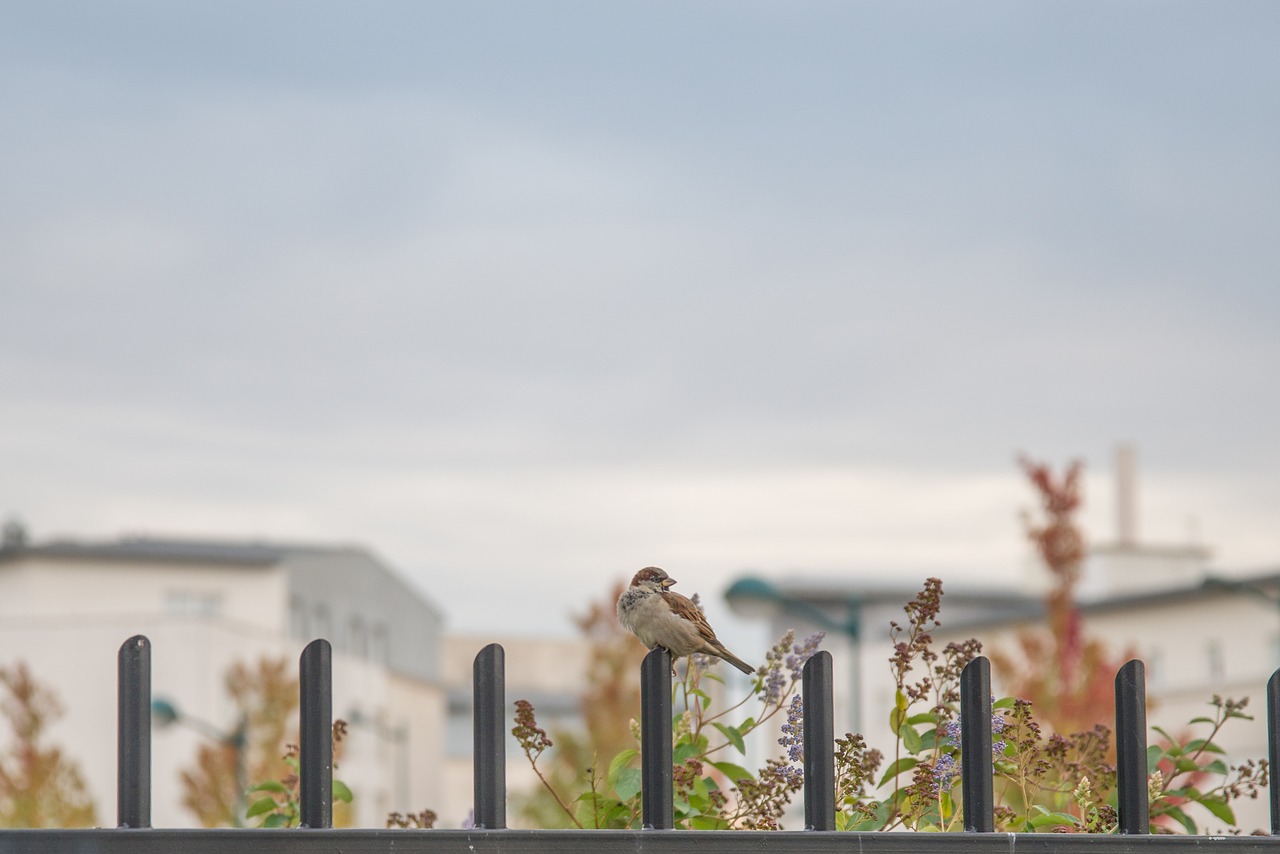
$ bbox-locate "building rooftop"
[0,536,372,567]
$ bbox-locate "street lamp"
[724,576,863,733]
[152,697,249,826]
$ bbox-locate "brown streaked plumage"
[616,566,755,675]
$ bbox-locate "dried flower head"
[512,699,552,759]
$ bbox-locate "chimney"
[1116,443,1137,547]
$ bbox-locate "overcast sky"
[2,2,1278,642]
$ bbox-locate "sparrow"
[617,567,755,675]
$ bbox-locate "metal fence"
[1,634,1279,854]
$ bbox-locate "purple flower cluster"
[760,630,795,705]
[763,666,786,705]
[759,630,827,706]
[785,632,826,683]
[932,753,957,790]
[991,711,1007,755]
[930,709,1008,795]
[778,695,805,766]
[775,762,804,789]
[942,711,1007,756]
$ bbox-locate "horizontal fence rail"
[1,635,1279,854]
[3,829,1280,854]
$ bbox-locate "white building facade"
[0,537,448,828]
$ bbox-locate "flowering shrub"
[514,624,824,829]
[513,578,1269,833]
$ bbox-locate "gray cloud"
[2,1,1278,635]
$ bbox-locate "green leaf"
[332,779,353,803]
[710,761,754,785]
[604,803,632,828]
[690,775,709,801]
[993,697,1017,709]
[262,813,292,828]
[1204,759,1228,776]
[1162,805,1197,835]
[906,711,936,725]
[580,796,624,828]
[900,723,923,754]
[607,749,639,784]
[1188,716,1216,724]
[614,767,642,802]
[1174,756,1199,773]
[690,815,730,830]
[1028,810,1077,829]
[1152,726,1180,749]
[673,741,700,764]
[1146,745,1165,769]
[246,797,280,819]
[1184,738,1225,754]
[573,797,600,827]
[711,722,746,755]
[877,756,918,788]
[247,780,289,794]
[895,689,909,711]
[1199,796,1236,825]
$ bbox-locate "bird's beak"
[660,577,676,589]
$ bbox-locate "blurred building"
[0,536,447,827]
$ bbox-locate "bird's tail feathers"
[717,648,756,676]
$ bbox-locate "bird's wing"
[664,591,720,643]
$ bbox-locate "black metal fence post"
[23,633,1280,851]
[473,643,507,829]
[299,639,333,829]
[1115,659,1148,834]
[117,634,151,829]
[803,651,835,831]
[640,648,673,830]
[960,656,994,832]
[1269,668,1279,835]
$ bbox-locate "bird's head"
[630,566,677,591]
